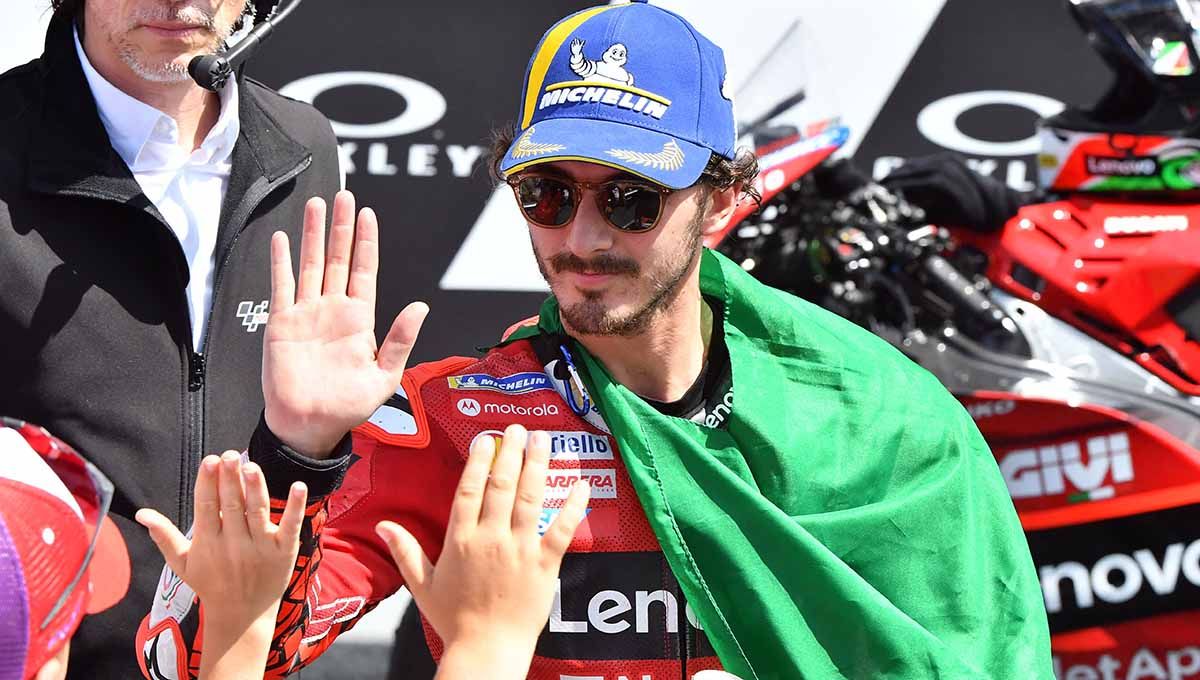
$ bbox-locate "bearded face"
[527,161,709,338]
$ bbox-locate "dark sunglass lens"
[603,184,662,232]
[518,177,575,227]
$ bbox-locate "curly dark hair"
[487,123,762,206]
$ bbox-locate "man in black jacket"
[0,0,342,676]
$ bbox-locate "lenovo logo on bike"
[1086,155,1159,177]
[999,432,1133,503]
[1028,503,1200,632]
[1056,647,1200,680]
[546,469,617,500]
[1041,536,1200,617]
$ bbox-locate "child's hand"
[135,452,307,631]
[376,426,590,676]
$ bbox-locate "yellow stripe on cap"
[519,5,619,130]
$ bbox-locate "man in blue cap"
[140,2,1054,677]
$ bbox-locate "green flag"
[529,249,1052,679]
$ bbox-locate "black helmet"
[1046,0,1200,135]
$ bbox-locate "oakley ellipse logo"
[279,71,447,139]
[279,71,483,179]
[916,90,1065,157]
[873,90,1069,192]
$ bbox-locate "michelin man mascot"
[570,38,635,86]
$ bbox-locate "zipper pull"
[189,352,206,391]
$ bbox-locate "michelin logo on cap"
[538,39,672,120]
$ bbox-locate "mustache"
[131,4,219,30]
[548,252,640,277]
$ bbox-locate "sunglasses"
[506,173,675,233]
[2,416,114,629]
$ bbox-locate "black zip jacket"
[0,15,341,679]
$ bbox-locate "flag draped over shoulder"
[530,249,1052,680]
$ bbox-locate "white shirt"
[75,30,240,352]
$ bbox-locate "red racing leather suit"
[138,329,733,680]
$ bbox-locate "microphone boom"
[188,0,304,91]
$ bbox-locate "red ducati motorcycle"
[717,3,1200,675]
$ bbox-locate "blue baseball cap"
[499,0,737,190]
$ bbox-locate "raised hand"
[262,190,428,458]
[376,426,590,678]
[570,38,584,57]
[135,452,308,680]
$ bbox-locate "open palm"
[263,191,428,458]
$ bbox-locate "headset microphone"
[188,0,304,92]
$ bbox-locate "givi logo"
[999,432,1133,502]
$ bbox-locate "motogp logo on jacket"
[236,300,269,332]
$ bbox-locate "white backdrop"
[2,2,52,72]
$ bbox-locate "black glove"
[880,153,1031,232]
